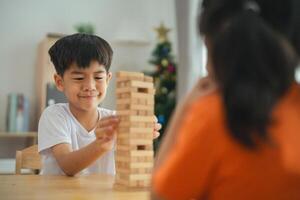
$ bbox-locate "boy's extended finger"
[95,126,116,138]
[154,116,158,123]
[153,131,160,139]
[155,123,162,131]
[98,116,120,127]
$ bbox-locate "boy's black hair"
[48,33,113,76]
[198,0,300,148]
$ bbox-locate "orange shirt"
[153,84,300,200]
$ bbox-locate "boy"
[38,33,161,176]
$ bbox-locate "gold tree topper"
[155,23,171,42]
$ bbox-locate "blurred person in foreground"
[151,0,300,199]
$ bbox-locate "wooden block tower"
[115,71,155,188]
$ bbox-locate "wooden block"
[116,144,130,151]
[117,104,153,112]
[116,144,153,151]
[118,127,153,134]
[119,116,155,123]
[117,76,145,82]
[116,92,154,104]
[138,156,154,162]
[115,177,150,188]
[116,104,129,110]
[115,155,131,162]
[121,143,153,151]
[116,162,153,171]
[117,138,152,145]
[116,145,136,151]
[146,99,155,105]
[116,137,130,146]
[117,173,152,182]
[131,150,153,156]
[117,173,130,181]
[144,76,153,83]
[130,92,154,99]
[118,121,143,128]
[129,81,153,89]
[116,99,154,107]
[116,165,152,174]
[146,122,154,128]
[146,110,154,116]
[116,168,131,174]
[116,161,153,169]
[131,104,153,111]
[116,98,138,105]
[116,87,155,95]
[137,122,148,127]
[138,99,146,105]
[138,110,147,116]
[115,177,130,186]
[130,127,153,133]
[116,167,152,174]
[130,162,153,168]
[117,82,127,87]
[129,174,151,181]
[117,133,153,140]
[137,180,150,187]
[117,110,138,116]
[116,71,144,79]
[129,180,139,187]
[131,133,153,139]
[130,139,153,145]
[129,116,155,123]
[120,93,131,98]
[116,87,138,94]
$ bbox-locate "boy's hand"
[153,116,162,139]
[95,116,120,152]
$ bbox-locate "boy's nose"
[82,79,96,91]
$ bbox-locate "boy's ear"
[106,72,112,83]
[54,74,64,92]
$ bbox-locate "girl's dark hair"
[49,33,113,76]
[199,0,300,147]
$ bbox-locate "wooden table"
[0,174,150,200]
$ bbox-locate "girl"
[152,0,300,199]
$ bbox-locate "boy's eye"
[73,78,84,80]
[95,77,104,80]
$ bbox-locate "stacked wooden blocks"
[115,71,155,188]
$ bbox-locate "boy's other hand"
[95,116,120,151]
[153,116,162,139]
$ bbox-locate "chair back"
[15,145,42,174]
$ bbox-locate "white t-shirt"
[38,103,115,175]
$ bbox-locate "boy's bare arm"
[51,116,119,176]
[51,141,106,176]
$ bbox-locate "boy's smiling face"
[54,60,112,113]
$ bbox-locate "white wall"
[175,0,206,101]
[0,0,177,131]
[296,67,300,82]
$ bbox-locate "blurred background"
[0,0,299,173]
[0,0,207,173]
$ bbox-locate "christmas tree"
[148,23,177,151]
